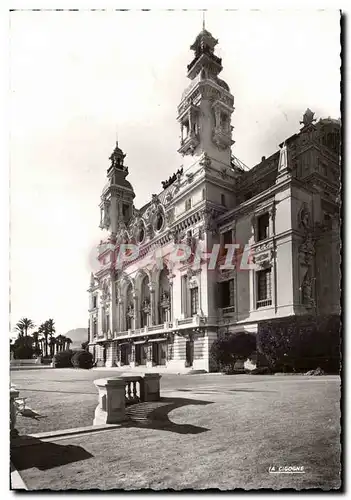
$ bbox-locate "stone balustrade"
[93,373,161,426]
[10,386,19,437]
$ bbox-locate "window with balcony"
[190,287,199,316]
[256,268,272,308]
[257,213,269,242]
[219,279,235,312]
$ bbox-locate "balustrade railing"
[256,299,272,308]
[93,373,162,425]
[178,318,193,325]
[148,324,164,332]
[222,306,235,314]
[124,376,141,405]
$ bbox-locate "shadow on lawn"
[125,396,213,434]
[11,436,93,472]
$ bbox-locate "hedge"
[71,350,93,369]
[257,314,340,373]
[52,350,73,368]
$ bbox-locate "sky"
[9,9,340,334]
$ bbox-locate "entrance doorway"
[152,341,167,365]
[120,344,129,365]
[185,340,194,367]
[135,343,147,365]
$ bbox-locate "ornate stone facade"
[88,26,340,372]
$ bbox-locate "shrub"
[52,350,73,368]
[257,314,340,373]
[210,332,256,373]
[71,350,93,369]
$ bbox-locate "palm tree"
[38,323,49,357]
[15,317,35,339]
[46,319,56,356]
[32,331,40,353]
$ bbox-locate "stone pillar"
[130,343,136,368]
[97,298,103,336]
[140,374,161,402]
[149,282,156,325]
[269,204,276,238]
[168,274,175,323]
[146,343,153,368]
[132,293,138,330]
[110,280,117,334]
[10,387,19,437]
[93,378,126,425]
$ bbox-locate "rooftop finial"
[202,10,206,31]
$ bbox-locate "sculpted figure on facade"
[299,203,311,230]
[301,272,315,308]
[299,232,315,266]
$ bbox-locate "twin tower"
[99,26,235,239]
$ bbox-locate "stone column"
[93,378,126,425]
[188,109,192,135]
[132,292,138,330]
[269,204,276,238]
[110,279,117,335]
[97,297,103,336]
[168,274,175,324]
[146,343,153,368]
[130,343,136,368]
[149,282,156,325]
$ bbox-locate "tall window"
[221,193,226,207]
[190,287,199,316]
[93,295,97,308]
[220,279,235,309]
[93,317,97,336]
[185,198,192,211]
[222,230,233,260]
[105,314,110,332]
[223,230,232,245]
[256,268,272,308]
[257,213,269,241]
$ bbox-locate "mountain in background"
[64,328,88,349]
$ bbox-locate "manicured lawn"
[10,369,340,490]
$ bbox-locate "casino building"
[87,26,340,371]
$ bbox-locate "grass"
[10,369,341,490]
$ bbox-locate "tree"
[15,318,35,338]
[38,322,49,357]
[31,331,41,355]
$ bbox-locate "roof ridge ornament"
[300,108,316,128]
